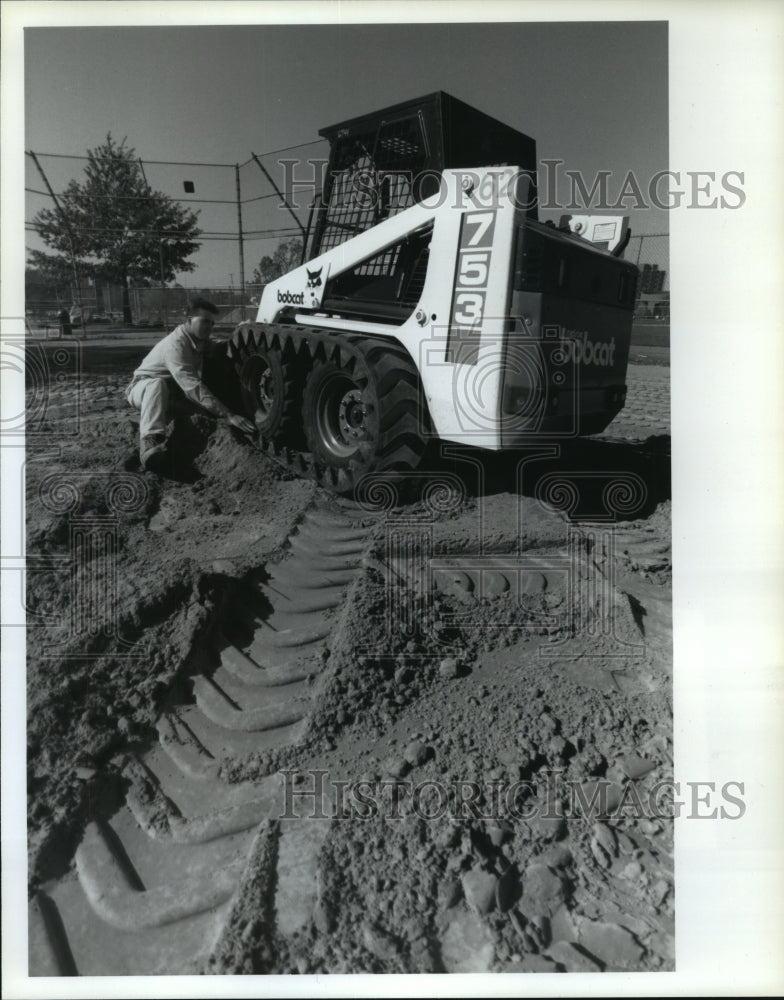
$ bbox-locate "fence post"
[251,152,307,241]
[158,242,168,330]
[235,164,246,321]
[28,150,88,340]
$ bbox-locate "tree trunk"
[122,275,132,324]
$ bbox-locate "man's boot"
[140,434,167,473]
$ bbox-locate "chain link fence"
[626,233,669,319]
[25,139,330,330]
[23,284,269,337]
[127,284,267,329]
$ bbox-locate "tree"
[252,237,303,284]
[29,134,202,323]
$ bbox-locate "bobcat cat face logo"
[306,267,323,289]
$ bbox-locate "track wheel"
[235,343,298,441]
[302,338,427,491]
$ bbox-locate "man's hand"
[227,412,256,435]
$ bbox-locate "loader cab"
[308,91,538,325]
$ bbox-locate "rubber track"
[28,499,382,976]
[226,322,429,494]
[230,329,300,440]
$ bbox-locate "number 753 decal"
[447,210,497,362]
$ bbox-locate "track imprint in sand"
[28,499,380,976]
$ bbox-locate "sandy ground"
[24,333,672,974]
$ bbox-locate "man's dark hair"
[188,297,219,316]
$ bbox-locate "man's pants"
[127,377,203,450]
[127,378,171,441]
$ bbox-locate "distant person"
[125,297,255,473]
[58,308,72,339]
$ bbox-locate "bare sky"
[25,20,667,285]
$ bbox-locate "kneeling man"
[126,298,254,472]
